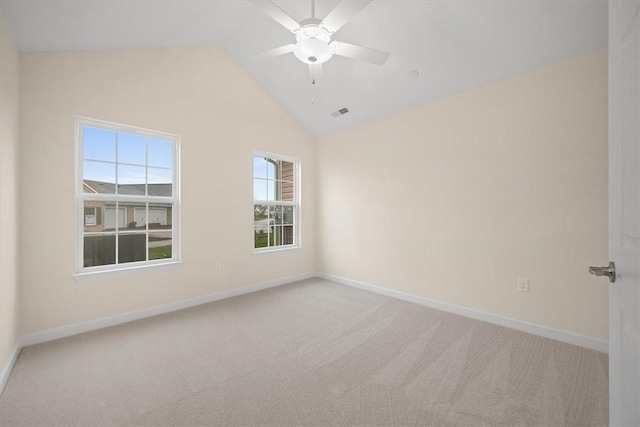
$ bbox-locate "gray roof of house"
[83,180,172,197]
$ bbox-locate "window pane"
[128,203,147,229]
[148,168,173,197]
[254,227,270,248]
[254,178,267,201]
[83,127,115,162]
[254,204,268,221]
[273,180,281,201]
[254,204,269,248]
[83,161,115,193]
[122,203,146,230]
[282,225,294,245]
[281,161,294,181]
[148,138,173,168]
[273,225,284,246]
[117,164,146,195]
[83,201,103,232]
[283,206,294,225]
[149,231,172,260]
[266,179,276,201]
[118,233,146,264]
[102,202,126,231]
[273,160,281,180]
[253,156,268,179]
[148,203,172,230]
[269,205,283,225]
[281,180,294,202]
[118,133,146,166]
[84,235,115,267]
[270,225,294,247]
[266,160,275,180]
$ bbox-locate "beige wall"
[12,43,609,342]
[0,8,21,369]
[317,50,608,340]
[19,47,315,334]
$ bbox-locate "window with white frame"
[78,118,179,272]
[84,207,97,226]
[253,153,299,250]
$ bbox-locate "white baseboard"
[0,343,21,394]
[20,272,314,347]
[316,272,608,354]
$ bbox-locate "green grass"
[254,231,274,248]
[149,246,172,259]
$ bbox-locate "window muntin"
[253,154,299,250]
[78,119,179,272]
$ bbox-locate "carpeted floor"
[0,278,608,426]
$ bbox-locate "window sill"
[254,245,301,256]
[73,260,182,283]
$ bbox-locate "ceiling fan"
[249,0,389,86]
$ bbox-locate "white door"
[133,207,167,227]
[104,207,125,230]
[609,1,640,425]
[148,208,167,226]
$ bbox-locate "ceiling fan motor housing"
[293,24,333,64]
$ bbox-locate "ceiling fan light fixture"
[249,0,390,81]
[293,37,333,64]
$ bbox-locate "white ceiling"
[1,0,607,137]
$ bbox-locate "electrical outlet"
[215,262,222,272]
[324,250,332,258]
[517,277,529,292]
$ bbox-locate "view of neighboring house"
[82,180,173,267]
[83,180,173,231]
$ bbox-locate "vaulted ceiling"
[1,0,607,137]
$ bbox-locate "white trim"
[254,245,301,255]
[73,260,182,283]
[0,343,21,394]
[76,116,180,140]
[22,272,314,347]
[316,272,609,353]
[253,150,299,164]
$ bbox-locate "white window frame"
[74,117,181,281]
[253,151,301,253]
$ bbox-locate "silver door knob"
[588,261,616,283]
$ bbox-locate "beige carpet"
[0,278,608,426]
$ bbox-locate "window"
[253,153,299,251]
[77,118,179,273]
[84,207,97,226]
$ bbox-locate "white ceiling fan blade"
[320,0,371,34]
[309,63,323,85]
[249,0,301,33]
[331,41,389,65]
[248,44,295,63]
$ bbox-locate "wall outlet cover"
[517,277,529,292]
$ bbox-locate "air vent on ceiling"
[331,107,349,118]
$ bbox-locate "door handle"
[588,261,616,283]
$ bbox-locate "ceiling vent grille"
[331,107,349,118]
